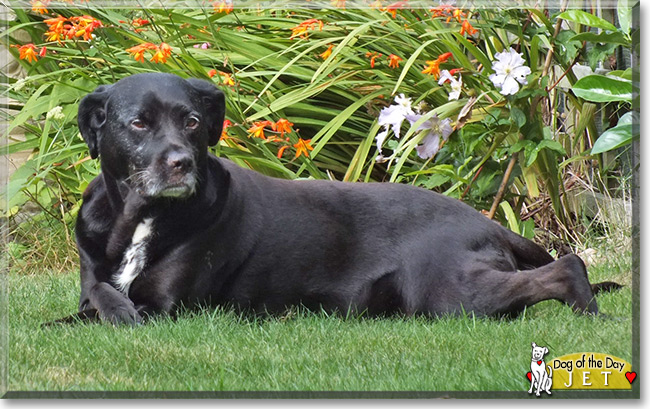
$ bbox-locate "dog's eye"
[186,116,200,130]
[131,119,146,130]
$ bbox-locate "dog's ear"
[78,84,113,159]
[543,347,548,355]
[532,342,537,348]
[186,78,226,146]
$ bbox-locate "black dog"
[53,73,617,326]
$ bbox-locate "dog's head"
[531,342,549,361]
[78,73,225,199]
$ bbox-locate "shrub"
[2,0,638,246]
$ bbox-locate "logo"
[526,343,636,394]
[527,342,553,396]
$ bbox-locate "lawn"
[4,248,634,397]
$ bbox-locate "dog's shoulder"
[82,174,106,201]
[77,174,114,235]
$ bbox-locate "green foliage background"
[2,0,638,245]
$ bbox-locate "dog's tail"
[547,365,553,378]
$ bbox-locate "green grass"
[6,251,633,394]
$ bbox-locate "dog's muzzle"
[131,150,198,199]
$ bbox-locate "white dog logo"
[528,342,553,396]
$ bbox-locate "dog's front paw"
[90,282,143,326]
[98,303,143,326]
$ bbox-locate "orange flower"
[212,0,234,14]
[290,19,324,40]
[366,51,382,68]
[126,43,154,63]
[125,44,147,63]
[384,1,409,19]
[421,59,441,78]
[437,52,453,63]
[132,18,150,26]
[69,15,103,41]
[319,44,334,60]
[247,121,273,139]
[208,68,217,78]
[293,139,314,159]
[31,0,49,14]
[422,52,454,79]
[13,44,41,63]
[460,19,478,36]
[44,15,67,43]
[449,9,466,23]
[44,15,67,31]
[273,118,294,137]
[218,71,235,86]
[277,145,289,159]
[388,54,402,69]
[126,42,171,64]
[157,42,172,62]
[128,18,150,32]
[221,119,232,140]
[430,4,453,18]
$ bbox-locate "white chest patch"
[113,217,154,295]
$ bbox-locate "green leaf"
[391,39,436,96]
[586,42,619,71]
[591,112,639,154]
[572,75,633,103]
[618,0,633,34]
[570,31,629,45]
[510,107,526,128]
[499,201,520,235]
[555,30,582,64]
[557,10,618,32]
[591,125,635,154]
[524,139,566,167]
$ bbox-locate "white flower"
[375,94,415,154]
[488,47,531,96]
[405,113,453,159]
[438,70,463,101]
[46,106,65,121]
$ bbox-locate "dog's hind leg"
[465,254,598,317]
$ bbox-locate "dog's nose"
[166,150,193,172]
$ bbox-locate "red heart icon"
[526,372,532,382]
[625,372,637,384]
